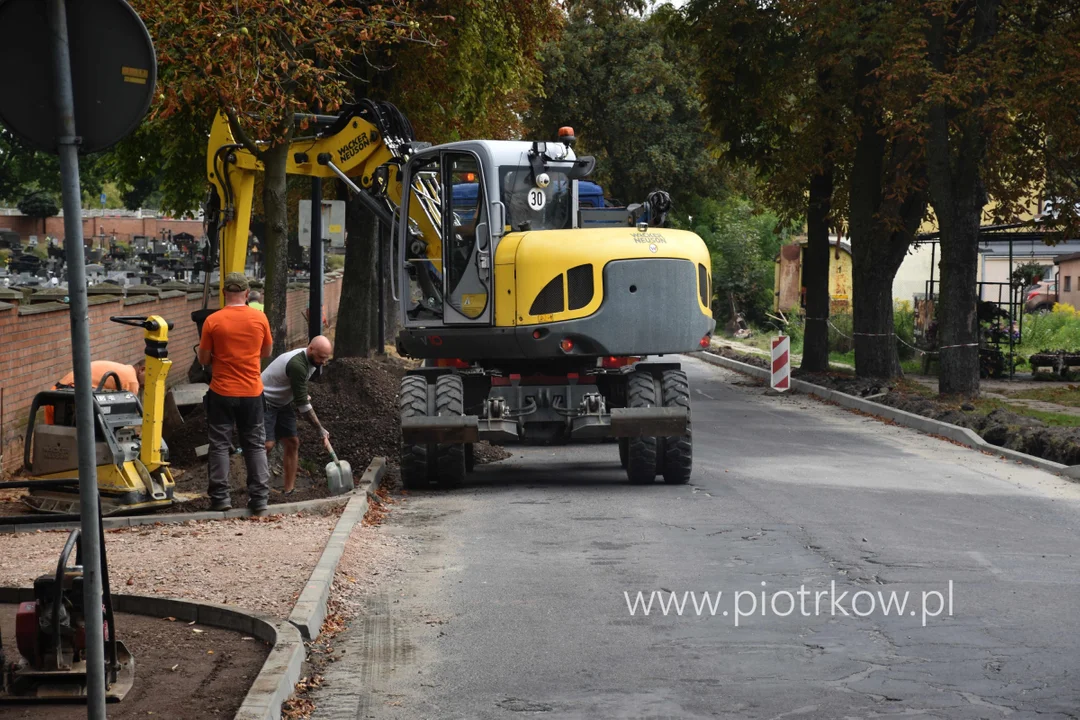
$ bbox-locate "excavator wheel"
[624,371,659,484]
[618,438,629,468]
[399,375,433,490]
[435,374,467,489]
[465,443,476,473]
[660,369,692,484]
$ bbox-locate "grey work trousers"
[205,389,270,509]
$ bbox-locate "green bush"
[326,254,345,270]
[894,301,916,360]
[1020,306,1080,352]
[782,314,805,351]
[829,313,854,353]
[672,195,796,326]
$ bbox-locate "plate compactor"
[0,524,134,702]
[22,315,177,516]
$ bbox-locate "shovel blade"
[326,460,352,496]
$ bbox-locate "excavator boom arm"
[204,104,411,301]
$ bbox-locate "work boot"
[248,502,269,517]
[210,500,232,512]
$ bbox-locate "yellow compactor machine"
[22,315,177,516]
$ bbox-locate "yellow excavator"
[203,100,714,488]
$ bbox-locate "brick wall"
[0,211,205,244]
[0,275,342,474]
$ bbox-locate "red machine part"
[14,601,39,667]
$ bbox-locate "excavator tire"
[399,375,433,490]
[435,374,467,489]
[625,371,658,484]
[618,438,629,468]
[660,369,692,484]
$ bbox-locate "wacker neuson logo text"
[624,581,954,626]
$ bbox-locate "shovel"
[324,440,353,496]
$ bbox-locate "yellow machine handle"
[110,314,172,468]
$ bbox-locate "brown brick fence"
[0,274,342,474]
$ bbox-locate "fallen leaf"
[192,628,205,634]
[163,617,176,622]
[170,664,179,671]
[125,577,134,586]
[207,650,214,655]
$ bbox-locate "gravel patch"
[0,511,341,618]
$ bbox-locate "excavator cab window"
[401,151,492,325]
[501,166,572,232]
[443,153,490,323]
[403,156,445,322]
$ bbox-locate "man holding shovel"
[261,335,333,495]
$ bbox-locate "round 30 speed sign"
[528,188,546,211]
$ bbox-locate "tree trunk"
[334,196,379,357]
[848,55,900,379]
[924,1,999,397]
[935,197,983,396]
[847,53,929,379]
[852,262,901,377]
[261,141,291,357]
[801,164,833,372]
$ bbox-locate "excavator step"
[401,415,479,444]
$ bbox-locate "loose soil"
[168,355,508,509]
[0,606,269,720]
[716,347,1080,467]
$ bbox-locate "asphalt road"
[311,356,1080,720]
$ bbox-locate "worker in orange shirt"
[54,360,144,395]
[197,272,273,515]
[46,361,145,424]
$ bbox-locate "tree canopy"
[528,0,720,206]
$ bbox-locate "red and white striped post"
[771,335,790,391]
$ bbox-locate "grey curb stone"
[0,480,357,535]
[287,456,387,641]
[693,351,1080,479]
[0,588,303,720]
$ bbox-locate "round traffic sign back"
[0,0,156,154]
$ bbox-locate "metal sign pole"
[309,181,323,341]
[46,0,107,716]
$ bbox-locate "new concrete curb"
[0,472,361,535]
[0,588,303,720]
[287,456,387,640]
[694,351,1080,480]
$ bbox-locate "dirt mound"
[712,346,770,370]
[793,370,892,398]
[296,355,407,472]
[165,354,509,507]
